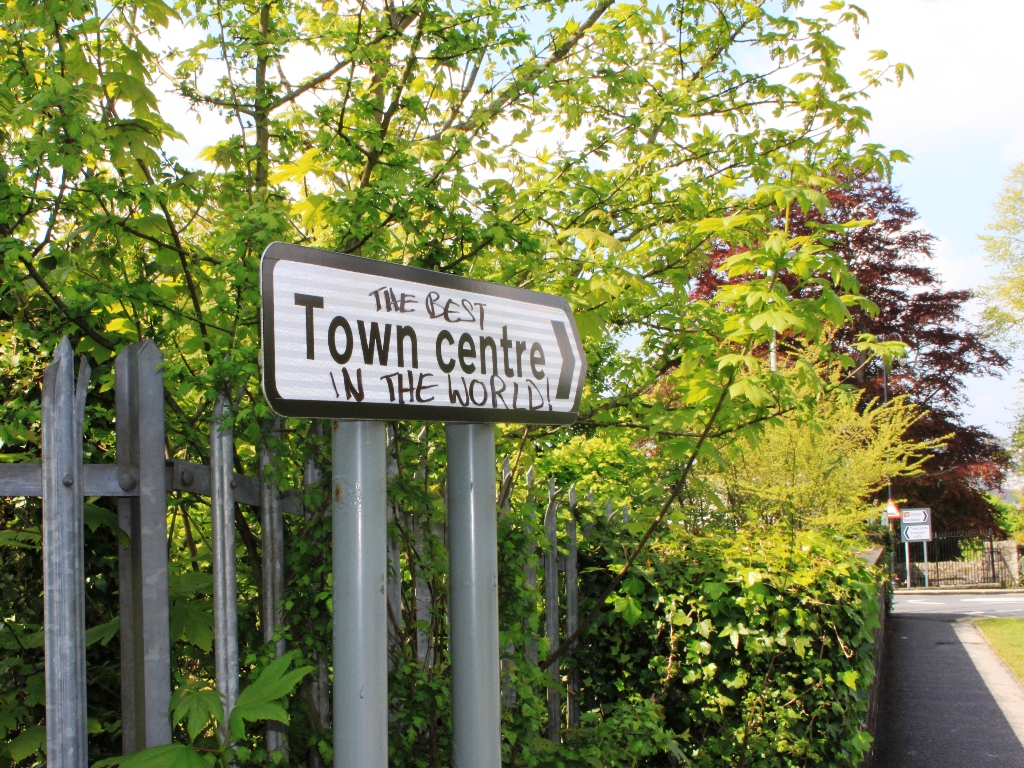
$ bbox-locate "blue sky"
[833,0,1024,437]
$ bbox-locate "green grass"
[976,618,1024,685]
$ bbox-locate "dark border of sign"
[260,242,587,425]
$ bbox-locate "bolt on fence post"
[544,477,561,744]
[42,337,89,768]
[566,485,580,730]
[211,395,238,733]
[260,417,287,756]
[446,423,501,768]
[116,341,172,753]
[332,420,388,768]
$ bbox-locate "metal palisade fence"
[0,337,628,762]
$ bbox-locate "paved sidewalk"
[874,595,1024,767]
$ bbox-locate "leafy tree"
[0,0,908,764]
[706,389,945,535]
[981,162,1024,454]
[695,172,1009,530]
[814,174,1009,530]
[980,163,1024,344]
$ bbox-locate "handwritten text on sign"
[260,243,586,424]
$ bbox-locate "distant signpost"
[900,507,933,589]
[900,508,932,543]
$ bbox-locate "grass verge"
[975,618,1024,685]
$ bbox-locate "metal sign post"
[900,508,933,589]
[260,242,586,768]
[332,420,388,768]
[447,423,501,768]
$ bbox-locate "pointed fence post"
[414,447,432,666]
[42,338,89,768]
[524,466,538,667]
[566,485,580,730]
[303,421,329,765]
[387,431,403,663]
[500,456,517,708]
[544,478,561,743]
[261,417,287,756]
[211,395,238,735]
[115,340,171,753]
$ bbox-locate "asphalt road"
[896,592,1024,618]
[874,592,1024,768]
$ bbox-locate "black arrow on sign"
[552,321,575,400]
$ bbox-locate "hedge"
[562,530,882,767]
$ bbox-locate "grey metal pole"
[303,421,330,761]
[211,396,238,734]
[923,541,930,588]
[524,466,538,667]
[332,420,388,768]
[543,478,561,744]
[260,417,287,755]
[42,338,89,768]
[905,541,911,588]
[446,423,501,768]
[566,486,579,730]
[386,433,403,661]
[116,341,172,753]
[499,457,517,709]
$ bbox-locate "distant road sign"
[900,508,932,542]
[902,508,930,525]
[260,243,586,424]
[902,524,932,542]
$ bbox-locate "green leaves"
[170,683,224,743]
[6,725,44,763]
[580,530,882,767]
[612,595,643,627]
[94,743,213,768]
[228,652,313,740]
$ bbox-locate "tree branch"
[542,371,735,670]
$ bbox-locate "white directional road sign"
[902,524,932,542]
[900,508,932,543]
[902,508,929,525]
[260,243,587,424]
